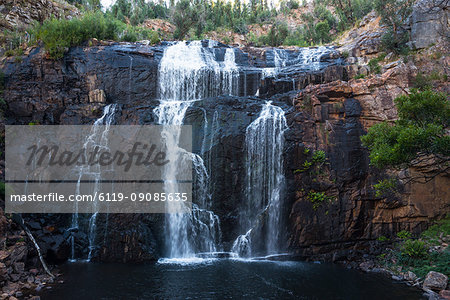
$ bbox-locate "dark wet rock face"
[287,78,450,261]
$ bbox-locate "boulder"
[439,290,450,300]
[423,271,448,291]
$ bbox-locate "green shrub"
[361,90,450,169]
[373,178,397,197]
[414,72,433,91]
[368,53,386,74]
[368,58,381,74]
[288,0,299,9]
[354,74,365,79]
[421,216,450,245]
[381,29,409,55]
[284,32,309,47]
[397,230,412,239]
[409,250,450,277]
[32,11,158,59]
[377,235,389,242]
[312,150,326,164]
[414,72,447,91]
[4,50,14,57]
[294,160,313,173]
[307,191,332,210]
[258,22,289,46]
[315,20,331,44]
[121,26,159,43]
[400,239,428,259]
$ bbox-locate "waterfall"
[232,101,288,257]
[154,41,238,259]
[70,104,118,261]
[128,56,133,102]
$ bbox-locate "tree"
[374,0,414,54]
[315,20,330,44]
[172,0,199,40]
[111,0,132,22]
[361,90,449,182]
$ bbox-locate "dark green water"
[40,258,424,299]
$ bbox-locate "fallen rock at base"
[423,271,448,292]
[439,290,450,300]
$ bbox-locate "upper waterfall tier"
[158,41,239,101]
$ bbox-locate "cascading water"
[256,46,334,96]
[70,104,118,261]
[154,41,238,259]
[232,101,288,257]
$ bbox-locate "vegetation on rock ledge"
[361,90,450,170]
[31,11,159,59]
[378,216,450,278]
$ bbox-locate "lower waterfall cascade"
[232,101,288,257]
[70,104,119,261]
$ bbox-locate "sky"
[101,0,114,10]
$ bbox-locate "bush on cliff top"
[32,11,159,59]
[361,90,450,169]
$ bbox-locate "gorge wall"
[1,35,449,264]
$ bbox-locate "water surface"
[41,259,424,299]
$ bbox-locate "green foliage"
[121,26,159,43]
[381,29,409,55]
[361,90,450,169]
[421,216,450,245]
[307,191,332,210]
[367,53,386,74]
[375,0,413,54]
[354,74,365,79]
[315,20,331,44]
[377,235,389,242]
[104,0,377,47]
[312,150,326,164]
[0,182,5,200]
[407,250,450,277]
[110,0,276,38]
[400,239,428,259]
[341,50,349,58]
[397,230,412,239]
[375,0,414,32]
[414,71,448,91]
[257,22,289,46]
[287,0,299,9]
[414,72,433,91]
[172,0,199,40]
[294,160,312,173]
[381,217,450,277]
[294,150,327,173]
[283,28,309,47]
[373,178,397,197]
[31,11,158,59]
[329,0,373,29]
[368,58,381,74]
